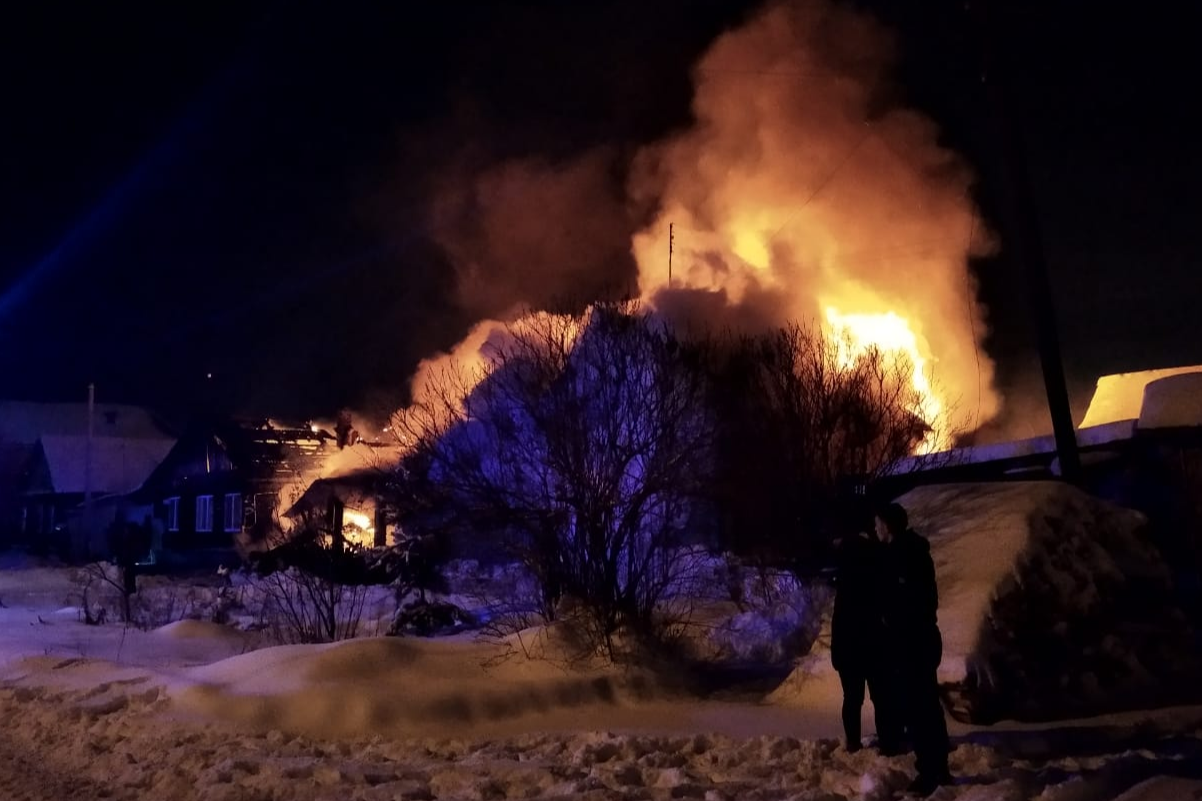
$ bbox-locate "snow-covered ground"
[3,481,1202,800]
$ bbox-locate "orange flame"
[399,0,1001,455]
[631,0,999,442]
[395,310,588,450]
[823,306,941,451]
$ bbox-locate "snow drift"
[775,482,1199,724]
[176,633,659,738]
[916,482,1198,723]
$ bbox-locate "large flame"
[824,306,941,452]
[399,0,1002,454]
[631,0,1000,438]
[396,310,587,449]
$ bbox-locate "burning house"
[281,441,405,549]
[137,417,336,556]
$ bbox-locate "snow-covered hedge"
[904,482,1199,723]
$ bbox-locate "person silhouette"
[875,501,952,795]
[831,512,901,753]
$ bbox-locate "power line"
[962,212,984,431]
[692,68,860,80]
[764,124,875,247]
[669,228,973,266]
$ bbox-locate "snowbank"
[773,482,1199,724]
[175,633,660,737]
[6,658,1202,801]
[915,482,1196,722]
[153,618,248,641]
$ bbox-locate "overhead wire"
[963,211,984,432]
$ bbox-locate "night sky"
[1,0,1197,437]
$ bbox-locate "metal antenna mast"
[668,222,674,287]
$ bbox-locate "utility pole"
[668,222,674,288]
[82,382,95,560]
[975,1,1082,484]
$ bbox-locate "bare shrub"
[255,566,370,644]
[703,323,958,572]
[390,303,717,661]
[71,564,249,631]
[247,517,444,644]
[73,562,131,625]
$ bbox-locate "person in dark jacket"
[875,501,952,795]
[830,517,901,753]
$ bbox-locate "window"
[165,497,180,532]
[223,493,242,532]
[196,495,214,532]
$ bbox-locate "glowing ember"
[344,509,372,531]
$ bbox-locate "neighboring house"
[138,418,336,552]
[0,400,176,553]
[21,435,176,555]
[0,442,27,546]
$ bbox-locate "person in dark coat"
[875,501,952,795]
[830,517,901,753]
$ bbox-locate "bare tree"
[704,323,949,571]
[390,303,717,660]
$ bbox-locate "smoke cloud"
[631,0,999,430]
[415,0,1001,433]
[426,147,637,318]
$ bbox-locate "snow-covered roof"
[0,401,171,444]
[1079,365,1202,428]
[1138,372,1202,430]
[890,418,1136,476]
[34,434,176,495]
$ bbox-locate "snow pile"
[7,653,1202,801]
[770,482,1198,723]
[694,568,830,664]
[175,633,660,737]
[153,618,249,641]
[909,482,1196,722]
[8,552,1202,798]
